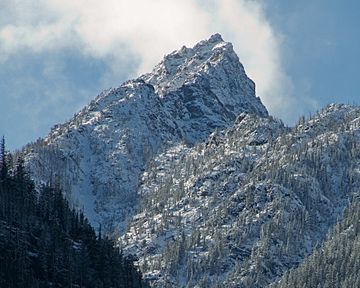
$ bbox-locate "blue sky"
[266,0,360,111]
[0,0,359,150]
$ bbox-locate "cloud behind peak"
[0,0,308,139]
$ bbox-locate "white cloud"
[0,0,308,122]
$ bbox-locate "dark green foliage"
[0,138,147,288]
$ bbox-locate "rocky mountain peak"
[141,34,267,120]
[142,33,232,86]
[139,34,267,145]
[24,34,270,232]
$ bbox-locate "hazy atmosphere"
[1,0,359,150]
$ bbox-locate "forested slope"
[0,138,147,288]
[272,198,360,288]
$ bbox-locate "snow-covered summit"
[142,33,267,120]
[24,34,268,232]
[142,33,233,88]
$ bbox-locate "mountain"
[23,34,267,233]
[122,104,360,287]
[22,34,360,287]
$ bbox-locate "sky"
[0,0,359,150]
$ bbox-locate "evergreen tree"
[0,136,8,180]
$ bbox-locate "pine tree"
[0,136,8,180]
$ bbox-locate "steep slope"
[141,33,267,144]
[24,34,267,232]
[271,198,360,288]
[121,104,360,287]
